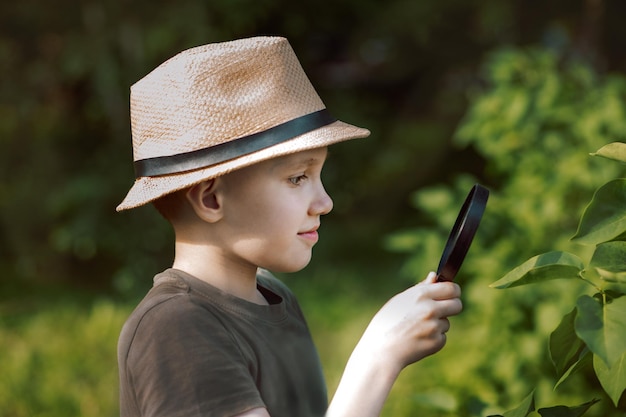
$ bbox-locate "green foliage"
[488,391,534,417]
[594,353,626,408]
[549,310,588,388]
[487,391,600,417]
[0,298,130,417]
[388,45,626,416]
[490,252,585,289]
[577,295,626,367]
[589,242,626,282]
[591,142,626,164]
[490,142,626,412]
[486,146,626,413]
[571,178,626,246]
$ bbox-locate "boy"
[116,36,462,417]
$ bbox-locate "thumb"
[420,271,438,284]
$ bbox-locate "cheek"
[226,201,290,243]
[240,200,284,228]
[240,193,301,229]
[222,183,305,245]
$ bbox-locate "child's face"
[215,147,333,273]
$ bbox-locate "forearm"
[326,344,402,417]
[326,273,462,417]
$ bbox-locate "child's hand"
[356,271,463,372]
[327,272,463,417]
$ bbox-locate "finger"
[433,332,447,351]
[419,271,437,284]
[440,317,451,333]
[430,281,462,301]
[438,298,463,317]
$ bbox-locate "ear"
[185,179,223,223]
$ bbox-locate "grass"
[1,298,129,417]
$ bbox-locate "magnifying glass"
[436,184,489,282]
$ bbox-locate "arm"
[326,272,463,417]
[235,272,461,417]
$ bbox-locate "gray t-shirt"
[118,268,327,417]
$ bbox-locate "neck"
[172,240,268,305]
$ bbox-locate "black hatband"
[134,109,336,178]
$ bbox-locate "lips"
[298,225,320,242]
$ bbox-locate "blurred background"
[2,0,626,415]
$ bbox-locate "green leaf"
[572,179,626,246]
[502,391,535,417]
[591,142,626,163]
[550,308,586,378]
[491,252,584,289]
[575,295,626,367]
[554,348,592,390]
[537,399,600,417]
[588,241,626,283]
[488,392,536,417]
[594,351,626,406]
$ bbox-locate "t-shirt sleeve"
[124,295,266,417]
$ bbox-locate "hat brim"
[116,120,370,211]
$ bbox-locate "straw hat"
[117,36,370,211]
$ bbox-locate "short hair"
[151,188,189,224]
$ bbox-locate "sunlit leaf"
[490,252,584,289]
[537,399,600,417]
[591,142,626,163]
[572,179,626,245]
[594,351,626,406]
[550,308,586,378]
[588,241,626,283]
[575,295,626,367]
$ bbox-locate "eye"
[288,174,308,185]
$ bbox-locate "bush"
[488,143,626,416]
[0,298,130,417]
[386,46,626,416]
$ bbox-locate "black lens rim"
[436,184,489,282]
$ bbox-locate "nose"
[310,182,333,216]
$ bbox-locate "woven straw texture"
[117,36,369,211]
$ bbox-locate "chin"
[269,257,312,274]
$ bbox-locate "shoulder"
[124,270,196,325]
[119,270,226,352]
